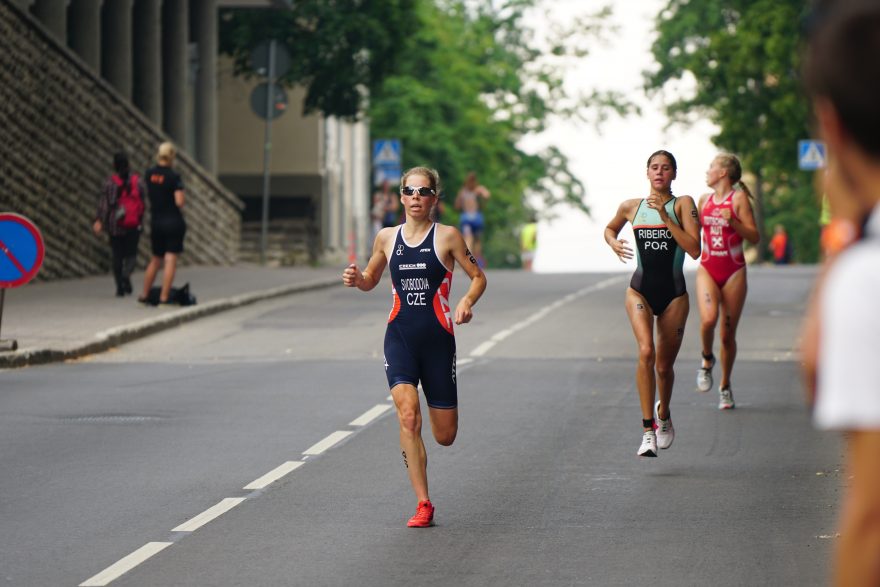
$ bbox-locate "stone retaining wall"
[0,0,243,281]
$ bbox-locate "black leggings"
[110,231,140,291]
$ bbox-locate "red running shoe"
[407,500,434,528]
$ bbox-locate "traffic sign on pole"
[372,139,402,186]
[374,165,401,187]
[250,41,291,79]
[798,140,827,170]
[0,213,44,288]
[250,83,288,120]
[372,139,401,166]
[0,213,44,352]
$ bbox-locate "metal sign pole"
[260,40,277,265]
[0,288,16,352]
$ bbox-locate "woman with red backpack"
[93,152,145,297]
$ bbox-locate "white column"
[133,0,162,124]
[161,0,188,146]
[68,0,102,72]
[192,0,217,172]
[101,0,133,99]
[32,0,67,42]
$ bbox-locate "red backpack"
[114,174,145,230]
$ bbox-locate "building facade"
[6,0,371,275]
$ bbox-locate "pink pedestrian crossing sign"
[0,213,44,288]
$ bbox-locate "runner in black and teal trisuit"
[629,197,687,315]
[604,150,701,458]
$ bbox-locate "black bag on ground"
[145,282,197,306]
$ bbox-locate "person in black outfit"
[139,142,186,305]
[93,152,143,296]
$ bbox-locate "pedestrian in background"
[380,179,400,228]
[454,171,490,265]
[140,142,186,305]
[370,182,387,241]
[694,154,760,410]
[803,1,880,584]
[604,150,701,457]
[768,224,790,265]
[520,216,538,271]
[93,151,144,297]
[343,166,487,528]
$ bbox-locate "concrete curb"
[0,277,341,369]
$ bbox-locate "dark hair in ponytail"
[113,151,130,180]
[646,150,678,195]
[646,150,677,173]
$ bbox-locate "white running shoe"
[654,401,675,449]
[718,387,735,410]
[696,356,715,393]
[637,430,658,457]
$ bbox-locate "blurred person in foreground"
[803,1,880,584]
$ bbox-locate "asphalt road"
[0,266,841,586]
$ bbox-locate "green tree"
[646,0,820,262]
[219,1,417,118]
[370,0,631,266]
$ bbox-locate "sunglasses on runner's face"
[401,186,436,197]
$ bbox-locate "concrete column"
[192,0,217,172]
[68,0,102,71]
[132,0,162,124]
[32,0,67,42]
[161,0,188,146]
[101,0,133,99]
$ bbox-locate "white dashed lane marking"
[79,542,173,587]
[349,404,393,426]
[303,430,354,455]
[244,461,305,490]
[172,498,247,532]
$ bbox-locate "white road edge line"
[303,430,354,455]
[350,404,393,427]
[172,497,246,532]
[243,461,305,490]
[468,276,625,359]
[79,542,173,587]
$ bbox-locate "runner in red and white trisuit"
[695,154,760,409]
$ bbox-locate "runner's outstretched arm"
[444,226,487,325]
[343,228,391,291]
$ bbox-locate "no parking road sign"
[0,213,44,288]
[0,213,44,351]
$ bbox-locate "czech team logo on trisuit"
[432,273,454,334]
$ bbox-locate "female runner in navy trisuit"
[604,150,701,457]
[342,166,487,527]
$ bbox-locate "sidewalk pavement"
[0,264,343,369]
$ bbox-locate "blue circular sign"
[0,213,45,288]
